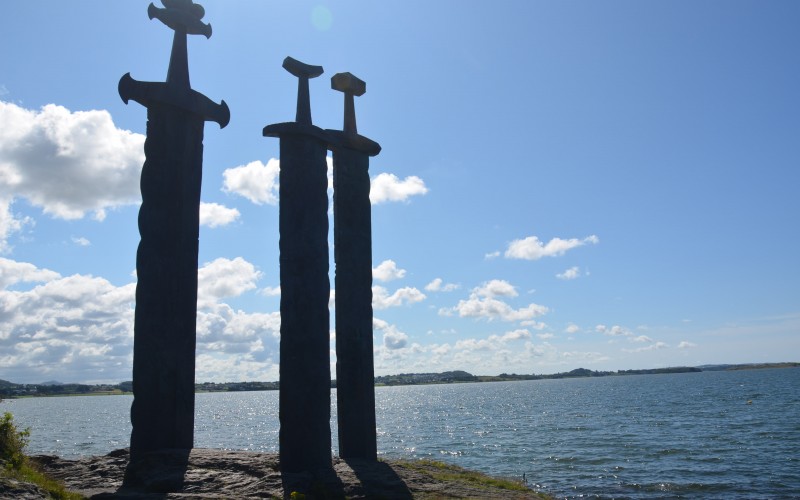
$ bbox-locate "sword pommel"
[331,72,367,135]
[148,0,212,38]
[282,57,324,80]
[281,56,323,126]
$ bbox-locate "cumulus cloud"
[0,101,144,221]
[0,102,145,251]
[473,279,518,298]
[0,256,286,383]
[0,198,32,253]
[678,341,697,349]
[371,323,615,377]
[222,159,280,205]
[221,158,427,208]
[197,304,279,355]
[448,297,548,322]
[372,260,406,282]
[260,286,281,297]
[595,324,632,337]
[424,278,459,292]
[0,257,61,289]
[440,279,547,323]
[0,264,136,383]
[520,320,547,330]
[374,318,409,349]
[199,202,240,228]
[197,257,263,308]
[503,234,599,260]
[369,173,428,204]
[556,266,581,280]
[565,323,580,334]
[372,286,426,310]
[501,329,532,341]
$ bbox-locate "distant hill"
[698,362,799,371]
[1,363,797,397]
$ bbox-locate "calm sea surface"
[3,368,799,499]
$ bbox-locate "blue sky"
[1,1,798,383]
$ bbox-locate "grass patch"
[400,458,530,492]
[5,463,85,500]
[1,412,84,499]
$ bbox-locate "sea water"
[3,368,799,498]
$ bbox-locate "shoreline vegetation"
[1,362,797,399]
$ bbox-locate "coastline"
[3,362,797,399]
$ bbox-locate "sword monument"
[263,57,333,473]
[119,0,229,462]
[328,72,381,461]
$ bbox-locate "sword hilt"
[331,72,366,136]
[282,57,324,126]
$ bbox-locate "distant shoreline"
[2,362,797,399]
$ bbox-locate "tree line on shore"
[2,363,796,398]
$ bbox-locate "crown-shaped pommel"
[148,0,212,38]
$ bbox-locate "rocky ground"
[15,448,548,499]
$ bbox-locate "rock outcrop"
[26,448,544,499]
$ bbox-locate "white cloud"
[450,297,548,322]
[623,341,668,353]
[197,257,262,308]
[372,286,426,309]
[520,320,547,330]
[424,278,459,292]
[371,324,617,377]
[0,256,284,384]
[504,234,599,260]
[197,304,280,354]
[556,266,581,280]
[71,236,91,247]
[260,285,281,297]
[678,341,697,349]
[199,202,240,228]
[369,173,428,204]
[484,251,500,260]
[631,335,654,343]
[474,279,518,298]
[222,159,280,205]
[0,266,136,383]
[501,329,532,341]
[0,102,144,222]
[440,279,547,323]
[374,318,409,350]
[596,324,632,337]
[537,333,555,340]
[565,323,580,334]
[372,260,406,282]
[0,257,61,289]
[0,197,32,253]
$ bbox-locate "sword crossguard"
[119,73,230,129]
